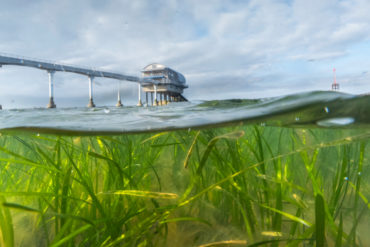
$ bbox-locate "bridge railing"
[0,51,131,76]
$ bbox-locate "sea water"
[0,91,368,134]
[0,91,369,246]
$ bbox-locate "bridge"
[0,53,169,108]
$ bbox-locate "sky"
[0,0,369,108]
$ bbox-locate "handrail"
[0,52,154,83]
[0,52,100,71]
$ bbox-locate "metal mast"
[331,68,339,91]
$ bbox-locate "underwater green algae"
[0,126,369,246]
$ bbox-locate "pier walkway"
[0,53,158,108]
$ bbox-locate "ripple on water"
[317,117,355,127]
[0,91,368,134]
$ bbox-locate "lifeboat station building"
[140,63,188,106]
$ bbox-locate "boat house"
[141,63,188,105]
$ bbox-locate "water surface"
[1,91,369,134]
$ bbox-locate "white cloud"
[0,0,369,108]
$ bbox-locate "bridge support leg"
[87,76,96,108]
[137,84,143,106]
[164,93,168,105]
[47,71,56,108]
[116,81,123,107]
[153,85,158,106]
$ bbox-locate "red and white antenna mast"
[331,68,339,91]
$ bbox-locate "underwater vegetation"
[0,125,369,246]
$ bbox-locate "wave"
[0,91,368,135]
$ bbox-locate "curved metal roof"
[142,63,166,71]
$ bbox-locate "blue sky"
[0,0,369,108]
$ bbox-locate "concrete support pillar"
[137,84,143,106]
[151,92,153,106]
[116,81,123,107]
[164,93,168,105]
[153,84,158,106]
[145,92,148,106]
[47,70,56,108]
[87,76,95,108]
[168,93,172,103]
[160,93,163,106]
